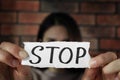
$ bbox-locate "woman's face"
[43,25,69,42]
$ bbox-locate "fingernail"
[115,77,119,80]
[89,59,97,68]
[19,50,29,59]
[12,60,19,67]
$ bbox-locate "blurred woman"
[0,12,119,80]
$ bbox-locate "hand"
[0,42,32,80]
[82,52,120,80]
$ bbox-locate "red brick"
[97,0,120,2]
[82,38,98,50]
[71,14,95,25]
[97,15,120,25]
[100,39,120,50]
[41,2,79,13]
[19,13,49,24]
[1,0,40,11]
[1,0,15,10]
[15,1,40,11]
[80,26,115,38]
[81,2,115,13]
[1,24,39,35]
[57,2,79,13]
[117,27,120,38]
[0,12,16,23]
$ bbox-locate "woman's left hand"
[82,52,120,80]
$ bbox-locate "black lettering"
[46,46,59,63]
[59,47,73,64]
[76,47,86,64]
[29,46,44,64]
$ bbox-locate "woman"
[34,12,85,80]
[0,12,119,80]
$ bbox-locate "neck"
[48,68,67,73]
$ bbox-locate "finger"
[0,42,28,59]
[13,66,33,80]
[82,68,99,80]
[102,73,116,80]
[0,48,20,67]
[112,74,120,80]
[90,52,117,68]
[118,72,120,80]
[103,59,120,74]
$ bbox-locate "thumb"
[82,68,99,80]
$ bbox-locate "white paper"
[22,42,91,68]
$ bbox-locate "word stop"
[22,42,91,68]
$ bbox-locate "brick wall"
[0,0,120,55]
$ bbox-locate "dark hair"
[36,12,85,74]
[37,12,81,41]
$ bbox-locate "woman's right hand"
[0,42,33,80]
